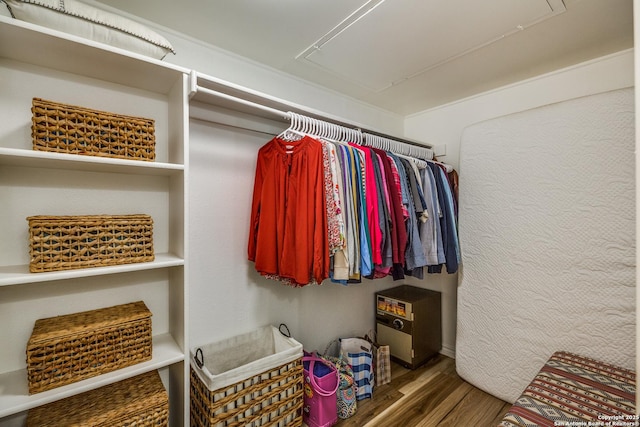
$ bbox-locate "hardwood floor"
[334,354,511,427]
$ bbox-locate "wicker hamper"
[27,214,154,273]
[26,301,153,394]
[190,326,304,427]
[26,370,168,426]
[31,97,156,161]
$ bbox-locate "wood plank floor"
[334,354,512,427]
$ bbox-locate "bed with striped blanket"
[499,351,636,427]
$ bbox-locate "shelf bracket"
[188,69,198,100]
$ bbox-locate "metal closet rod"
[192,84,433,150]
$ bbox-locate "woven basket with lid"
[26,301,152,394]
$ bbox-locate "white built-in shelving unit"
[0,16,189,426]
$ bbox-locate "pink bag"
[302,355,339,427]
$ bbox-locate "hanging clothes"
[339,144,360,281]
[448,168,459,218]
[404,158,429,223]
[247,116,461,286]
[248,135,329,287]
[371,149,393,278]
[396,156,428,273]
[419,165,445,267]
[426,162,459,274]
[362,147,383,268]
[437,165,461,267]
[370,147,408,279]
[322,141,350,282]
[350,145,373,279]
[321,141,342,255]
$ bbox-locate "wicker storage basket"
[27,214,154,273]
[26,370,168,426]
[26,301,153,394]
[190,326,303,427]
[31,97,156,161]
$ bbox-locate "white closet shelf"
[0,253,184,287]
[0,333,183,418]
[0,16,188,95]
[0,148,184,176]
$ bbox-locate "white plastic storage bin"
[190,325,304,427]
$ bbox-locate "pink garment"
[352,145,382,266]
[386,153,409,220]
[371,148,407,268]
[373,152,392,278]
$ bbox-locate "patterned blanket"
[499,351,636,427]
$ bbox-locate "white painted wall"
[188,118,302,348]
[404,48,634,357]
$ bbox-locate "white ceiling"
[95,0,633,116]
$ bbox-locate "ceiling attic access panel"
[298,0,566,92]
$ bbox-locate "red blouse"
[248,136,329,286]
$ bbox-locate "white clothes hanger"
[361,132,455,171]
[278,112,309,142]
[287,113,357,146]
[394,152,428,169]
[362,132,436,162]
[277,114,445,170]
